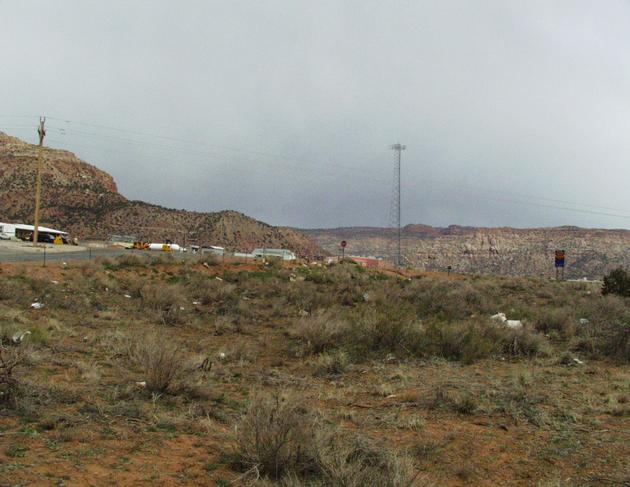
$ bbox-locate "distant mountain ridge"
[0,132,321,256]
[303,224,630,279]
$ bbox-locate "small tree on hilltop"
[602,267,630,297]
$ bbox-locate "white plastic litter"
[124,294,132,299]
[579,318,590,325]
[573,357,584,365]
[491,312,522,329]
[51,280,59,285]
[215,276,223,281]
[218,352,227,360]
[30,302,44,310]
[11,331,31,344]
[136,381,147,388]
[192,301,201,305]
[491,312,507,322]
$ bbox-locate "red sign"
[340,240,347,248]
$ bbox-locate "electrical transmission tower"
[389,143,406,267]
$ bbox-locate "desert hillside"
[1,256,628,485]
[304,224,630,279]
[0,132,320,256]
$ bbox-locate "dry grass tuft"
[0,346,29,406]
[233,392,421,485]
[140,283,185,325]
[127,334,191,394]
[295,311,348,354]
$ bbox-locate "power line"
[3,116,630,224]
[45,132,388,185]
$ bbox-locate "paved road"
[0,247,129,264]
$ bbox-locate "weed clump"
[295,311,348,354]
[140,283,185,325]
[232,392,419,485]
[312,350,350,376]
[534,309,576,340]
[234,392,318,479]
[127,335,190,393]
[0,346,29,407]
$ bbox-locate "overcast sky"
[2,1,630,229]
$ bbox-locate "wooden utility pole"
[33,116,46,246]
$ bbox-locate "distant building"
[0,222,69,243]
[191,245,225,256]
[251,248,296,261]
[349,256,382,269]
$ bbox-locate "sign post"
[340,240,347,260]
[554,250,565,280]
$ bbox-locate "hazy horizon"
[2,1,630,230]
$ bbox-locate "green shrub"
[417,321,497,364]
[343,307,419,360]
[500,327,551,358]
[589,320,630,362]
[534,309,576,340]
[602,268,630,297]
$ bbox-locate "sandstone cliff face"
[304,225,630,279]
[0,132,320,256]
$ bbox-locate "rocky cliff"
[304,224,630,279]
[0,132,321,256]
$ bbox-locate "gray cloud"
[1,0,630,229]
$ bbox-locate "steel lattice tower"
[389,143,406,267]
